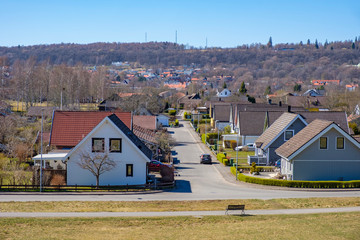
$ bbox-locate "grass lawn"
[0,197,359,212]
[0,212,359,239]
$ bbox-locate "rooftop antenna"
[206,37,208,49]
[145,32,147,42]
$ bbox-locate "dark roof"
[286,96,328,108]
[213,104,231,122]
[238,111,284,136]
[108,114,152,160]
[298,111,349,133]
[50,111,132,147]
[255,113,300,149]
[275,119,333,158]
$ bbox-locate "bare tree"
[77,152,116,187]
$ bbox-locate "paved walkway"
[1,206,360,218]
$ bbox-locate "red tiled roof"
[50,111,132,147]
[133,115,156,131]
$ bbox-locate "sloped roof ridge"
[276,119,333,159]
[108,114,152,159]
[255,112,299,148]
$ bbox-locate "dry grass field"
[1,212,359,239]
[0,197,359,212]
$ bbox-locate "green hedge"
[230,167,360,188]
[169,110,177,116]
[193,119,211,124]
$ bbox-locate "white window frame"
[284,129,294,141]
[336,137,345,150]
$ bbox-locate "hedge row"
[193,119,211,124]
[230,167,360,188]
[236,165,275,172]
[217,153,229,166]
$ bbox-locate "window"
[284,130,294,141]
[126,164,133,177]
[336,137,344,149]
[92,138,104,152]
[320,137,327,149]
[109,138,122,152]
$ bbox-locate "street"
[0,120,359,202]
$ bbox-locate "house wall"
[291,128,360,180]
[267,118,306,164]
[241,135,258,145]
[67,121,148,186]
[157,115,169,127]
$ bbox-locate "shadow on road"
[168,131,175,134]
[170,180,192,193]
[171,150,178,156]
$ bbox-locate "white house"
[156,114,170,127]
[65,114,152,186]
[216,89,231,98]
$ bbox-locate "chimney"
[288,105,291,112]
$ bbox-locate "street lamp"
[235,128,239,180]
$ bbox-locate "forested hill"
[0,41,359,67]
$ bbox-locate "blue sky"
[1,0,360,47]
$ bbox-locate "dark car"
[200,154,212,164]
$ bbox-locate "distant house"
[27,106,56,119]
[312,80,340,86]
[346,84,358,92]
[156,114,170,127]
[177,93,201,110]
[276,119,360,181]
[133,115,157,131]
[216,89,231,98]
[286,95,329,110]
[302,89,324,97]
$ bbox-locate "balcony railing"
[247,155,267,165]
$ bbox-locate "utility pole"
[235,129,239,180]
[40,108,44,192]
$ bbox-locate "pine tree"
[307,39,311,46]
[315,39,319,49]
[352,42,355,49]
[264,86,271,96]
[267,36,273,48]
[223,82,227,89]
[239,81,247,94]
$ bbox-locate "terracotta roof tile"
[50,111,131,147]
[133,115,157,130]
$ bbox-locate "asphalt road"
[0,120,359,202]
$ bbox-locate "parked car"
[200,154,212,164]
[148,160,171,172]
[275,159,281,168]
[234,143,255,151]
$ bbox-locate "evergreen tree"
[294,83,302,92]
[267,36,273,48]
[324,39,328,49]
[223,82,227,89]
[299,41,303,46]
[307,39,311,45]
[264,86,272,95]
[315,39,319,49]
[352,42,356,49]
[239,81,247,94]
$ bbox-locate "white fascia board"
[263,115,307,151]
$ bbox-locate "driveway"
[0,120,359,202]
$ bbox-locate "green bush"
[169,110,177,116]
[183,112,191,120]
[174,119,179,126]
[230,167,360,188]
[223,159,229,166]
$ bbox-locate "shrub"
[174,119,179,126]
[230,140,237,149]
[223,159,229,166]
[50,174,66,186]
[183,112,191,120]
[230,167,360,188]
[168,110,177,116]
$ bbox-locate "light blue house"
[276,119,360,181]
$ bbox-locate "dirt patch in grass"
[0,197,359,212]
[0,212,359,239]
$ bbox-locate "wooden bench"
[225,205,245,215]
